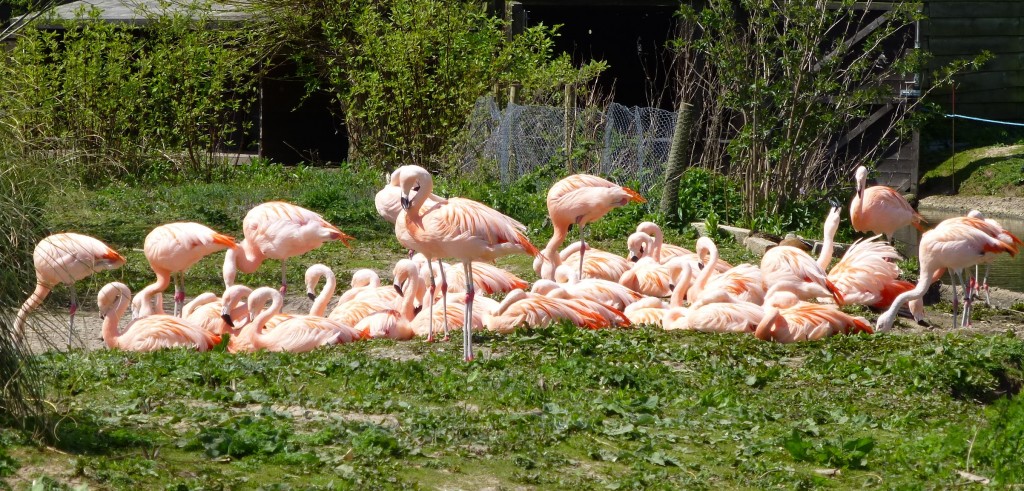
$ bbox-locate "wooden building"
[922,0,1024,122]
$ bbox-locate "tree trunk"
[660,101,693,224]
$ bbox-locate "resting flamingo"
[755,283,873,343]
[664,290,763,334]
[876,216,1020,330]
[181,285,251,334]
[686,237,764,305]
[14,232,126,345]
[483,289,604,334]
[531,281,631,327]
[223,201,353,293]
[335,269,384,305]
[97,282,221,352]
[240,287,360,353]
[139,222,236,317]
[635,222,692,262]
[850,165,924,242]
[553,265,644,311]
[535,241,632,282]
[818,206,924,322]
[623,262,694,326]
[353,259,421,340]
[396,166,539,360]
[761,243,843,303]
[541,174,645,279]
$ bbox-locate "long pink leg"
[173,272,185,317]
[576,217,587,280]
[949,271,960,330]
[463,261,475,362]
[280,260,288,294]
[438,260,450,342]
[67,284,78,348]
[425,263,437,343]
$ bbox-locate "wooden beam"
[833,103,895,151]
[813,12,890,73]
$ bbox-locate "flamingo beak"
[394,282,404,296]
[306,292,316,301]
[630,256,639,262]
[221,313,235,328]
[401,195,411,210]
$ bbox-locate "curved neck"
[878,274,931,330]
[223,244,265,286]
[669,266,693,308]
[252,292,284,342]
[651,230,665,262]
[495,290,527,316]
[690,242,719,301]
[102,294,130,348]
[754,308,780,341]
[311,272,336,317]
[182,292,217,318]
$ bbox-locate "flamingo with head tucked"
[223,201,353,294]
[541,174,645,280]
[396,166,539,359]
[755,282,873,343]
[14,233,126,346]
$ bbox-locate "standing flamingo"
[876,216,1020,330]
[966,210,1022,306]
[14,232,126,345]
[223,201,354,293]
[139,222,236,317]
[396,166,539,360]
[850,165,924,242]
[542,174,645,279]
[375,165,444,224]
[96,282,221,351]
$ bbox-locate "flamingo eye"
[412,185,421,192]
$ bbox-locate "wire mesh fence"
[463,96,677,192]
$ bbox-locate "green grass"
[2,328,1023,488]
[919,143,1024,197]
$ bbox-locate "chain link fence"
[463,96,677,192]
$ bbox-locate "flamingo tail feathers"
[622,186,646,204]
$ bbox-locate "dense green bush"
[0,2,258,184]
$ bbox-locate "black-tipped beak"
[401,196,411,210]
[669,283,676,291]
[697,262,705,270]
[630,256,639,262]
[394,283,404,296]
[857,187,864,201]
[307,292,316,301]
[221,313,235,328]
[100,312,105,320]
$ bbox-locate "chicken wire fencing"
[462,96,678,193]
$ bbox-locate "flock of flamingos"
[11,165,1022,361]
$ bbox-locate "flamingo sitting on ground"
[534,241,632,282]
[664,290,763,334]
[755,283,873,343]
[531,280,631,328]
[761,243,843,303]
[97,282,221,352]
[850,165,924,242]
[240,287,360,353]
[622,262,693,326]
[354,259,424,340]
[334,269,385,305]
[817,206,924,322]
[635,222,693,262]
[223,201,353,293]
[14,232,126,345]
[396,166,539,360]
[686,237,764,306]
[553,265,644,311]
[181,285,251,335]
[542,174,645,279]
[483,289,604,334]
[139,222,236,317]
[876,216,1020,331]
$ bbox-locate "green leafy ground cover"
[920,144,1024,197]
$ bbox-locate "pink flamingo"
[97,282,221,351]
[876,216,1020,330]
[635,222,693,262]
[354,259,428,340]
[817,207,924,322]
[686,237,764,305]
[139,222,236,317]
[304,264,342,316]
[664,291,763,334]
[966,210,1022,306]
[530,281,631,328]
[761,244,843,303]
[755,283,873,343]
[410,294,499,338]
[334,269,385,305]
[483,289,604,334]
[535,241,632,282]
[850,165,924,242]
[375,165,444,224]
[223,201,353,293]
[553,265,644,311]
[182,286,251,335]
[542,174,645,279]
[14,232,126,345]
[433,261,528,296]
[622,262,694,326]
[396,166,539,360]
[240,287,360,353]
[619,238,692,297]
[626,232,731,274]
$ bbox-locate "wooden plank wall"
[923,0,1024,122]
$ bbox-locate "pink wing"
[245,202,353,259]
[34,233,126,286]
[117,316,221,352]
[687,302,763,334]
[144,222,235,271]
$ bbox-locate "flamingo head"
[398,165,432,210]
[824,206,842,238]
[854,166,868,198]
[627,232,654,262]
[98,282,131,320]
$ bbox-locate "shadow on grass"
[919,152,1024,197]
